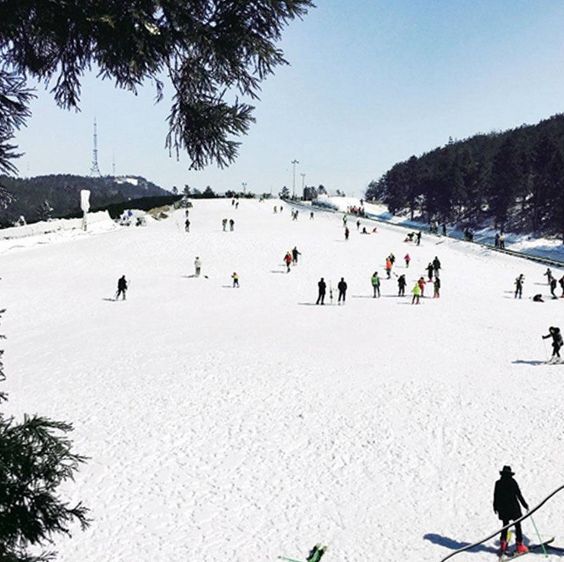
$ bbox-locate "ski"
[499,538,554,560]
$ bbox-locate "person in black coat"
[116,275,128,300]
[397,274,407,296]
[316,278,326,305]
[337,278,347,304]
[543,326,562,361]
[493,466,529,554]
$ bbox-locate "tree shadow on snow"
[423,533,498,555]
[512,359,546,366]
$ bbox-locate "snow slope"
[1,199,564,562]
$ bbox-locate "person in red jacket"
[404,253,411,268]
[284,252,292,273]
[418,276,426,297]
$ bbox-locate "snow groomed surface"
[1,199,563,561]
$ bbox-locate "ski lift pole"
[529,515,548,557]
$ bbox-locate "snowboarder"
[337,277,347,304]
[184,218,190,232]
[371,272,381,298]
[411,282,421,304]
[222,218,228,231]
[426,262,434,282]
[398,274,407,296]
[116,275,127,300]
[194,257,202,277]
[404,253,411,268]
[292,246,301,264]
[433,277,441,298]
[344,226,350,240]
[232,272,239,288]
[542,326,562,362]
[493,465,529,556]
[229,218,235,231]
[284,252,293,273]
[514,274,524,299]
[316,278,326,305]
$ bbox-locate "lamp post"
[242,182,247,194]
[300,173,306,196]
[291,159,299,198]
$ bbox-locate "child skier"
[418,276,426,297]
[493,465,529,555]
[542,326,562,362]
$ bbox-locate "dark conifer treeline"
[366,114,564,239]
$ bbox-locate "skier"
[432,256,441,273]
[292,246,302,264]
[433,277,441,298]
[229,218,235,231]
[385,258,392,279]
[222,218,227,231]
[371,272,381,298]
[418,276,426,297]
[411,281,421,304]
[184,218,190,232]
[397,274,407,296]
[116,275,128,300]
[493,465,529,556]
[404,253,411,268]
[544,268,554,284]
[232,272,239,288]
[337,277,347,304]
[549,277,557,299]
[284,252,293,273]
[185,208,190,218]
[514,274,524,299]
[542,326,562,362]
[194,256,202,277]
[416,231,422,246]
[426,262,434,282]
[342,215,348,226]
[316,278,326,305]
[344,226,350,240]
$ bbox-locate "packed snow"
[1,199,563,561]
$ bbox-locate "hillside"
[1,199,563,561]
[0,174,170,226]
[366,114,564,240]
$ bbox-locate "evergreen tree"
[279,186,290,199]
[0,311,89,561]
[0,0,313,173]
[489,137,521,228]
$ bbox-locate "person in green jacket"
[411,282,421,304]
[371,271,381,297]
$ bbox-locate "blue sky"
[13,0,564,196]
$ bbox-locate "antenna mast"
[90,119,101,176]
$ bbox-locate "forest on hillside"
[0,174,168,226]
[366,114,564,239]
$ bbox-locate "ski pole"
[529,514,548,557]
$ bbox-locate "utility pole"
[291,159,299,198]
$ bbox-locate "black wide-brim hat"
[500,465,515,476]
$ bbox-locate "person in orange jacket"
[385,258,392,279]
